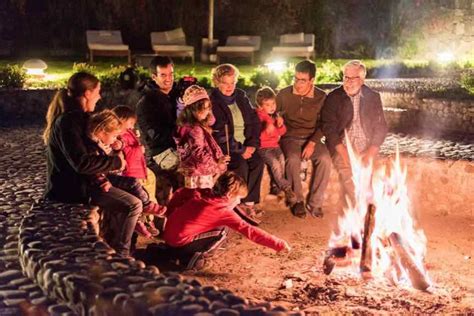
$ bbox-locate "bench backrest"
[279,33,314,47]
[225,36,261,49]
[151,28,187,45]
[86,30,124,45]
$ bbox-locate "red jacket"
[256,109,287,149]
[163,188,285,251]
[121,129,147,179]
[175,124,225,177]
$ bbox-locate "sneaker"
[291,202,306,218]
[143,202,167,217]
[308,206,324,218]
[135,221,152,238]
[235,204,261,225]
[146,220,160,236]
[283,188,297,207]
[269,185,281,196]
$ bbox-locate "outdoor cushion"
[272,46,314,53]
[86,30,128,48]
[151,28,187,45]
[280,32,305,45]
[217,46,256,53]
[152,45,194,52]
[88,43,129,51]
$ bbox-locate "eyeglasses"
[343,75,361,82]
[294,76,310,84]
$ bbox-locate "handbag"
[152,148,179,170]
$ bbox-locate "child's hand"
[111,139,123,151]
[241,147,255,160]
[276,116,284,128]
[219,155,231,164]
[118,152,127,171]
[100,181,112,192]
[265,122,276,134]
[280,240,291,253]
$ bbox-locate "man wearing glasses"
[276,60,332,218]
[321,60,388,209]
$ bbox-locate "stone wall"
[381,91,474,134]
[267,156,474,218]
[1,87,472,136]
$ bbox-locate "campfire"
[323,138,431,291]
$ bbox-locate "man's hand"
[361,146,379,167]
[335,143,350,165]
[242,146,256,159]
[301,141,316,160]
[275,116,284,128]
[100,181,112,192]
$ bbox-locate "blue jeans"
[258,147,291,191]
[91,186,142,257]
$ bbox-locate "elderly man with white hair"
[321,60,388,208]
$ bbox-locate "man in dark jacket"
[136,56,180,203]
[321,60,388,208]
[136,56,178,157]
[276,60,332,218]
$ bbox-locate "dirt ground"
[140,193,474,314]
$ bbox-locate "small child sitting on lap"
[88,109,165,238]
[255,87,297,206]
[161,171,291,270]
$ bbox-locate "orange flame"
[328,135,431,289]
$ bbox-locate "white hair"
[343,60,367,79]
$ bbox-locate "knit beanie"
[182,85,209,106]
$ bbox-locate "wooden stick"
[388,232,431,291]
[360,203,377,279]
[224,124,230,155]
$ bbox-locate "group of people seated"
[43,56,387,270]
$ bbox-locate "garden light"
[436,51,454,64]
[264,60,287,74]
[22,59,48,77]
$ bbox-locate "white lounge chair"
[86,30,131,63]
[216,35,261,64]
[150,28,195,64]
[271,33,315,59]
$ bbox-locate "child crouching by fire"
[157,171,291,270]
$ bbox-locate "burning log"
[388,232,431,291]
[360,203,376,279]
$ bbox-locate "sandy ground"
[140,194,474,314]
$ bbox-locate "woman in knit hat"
[174,85,230,189]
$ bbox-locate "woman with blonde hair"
[210,64,264,219]
[44,72,141,257]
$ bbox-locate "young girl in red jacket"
[174,85,230,189]
[255,87,297,207]
[161,171,291,270]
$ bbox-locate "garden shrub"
[0,64,26,88]
[316,60,342,83]
[135,66,151,83]
[460,71,474,95]
[98,65,126,88]
[249,67,279,89]
[280,64,295,87]
[197,76,212,89]
[72,62,97,75]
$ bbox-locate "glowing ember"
[325,135,431,290]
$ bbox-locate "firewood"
[360,203,377,279]
[388,232,431,291]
